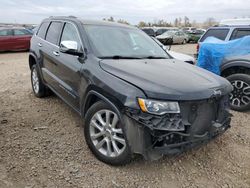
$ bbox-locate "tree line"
[102,16,218,28]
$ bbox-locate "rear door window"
[37,22,50,39]
[230,29,250,40]
[45,22,63,45]
[200,29,229,42]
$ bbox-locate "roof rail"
[49,15,77,19]
[220,18,250,26]
[68,15,77,18]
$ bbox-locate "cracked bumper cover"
[123,96,232,160]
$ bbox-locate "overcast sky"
[1,0,250,24]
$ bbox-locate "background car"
[182,27,196,33]
[141,28,155,37]
[156,30,188,44]
[197,20,250,111]
[185,29,205,43]
[197,25,250,53]
[152,37,195,64]
[155,28,168,36]
[0,27,33,52]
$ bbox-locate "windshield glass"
[162,30,175,36]
[84,25,169,59]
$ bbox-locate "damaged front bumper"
[151,119,230,156]
[123,96,232,160]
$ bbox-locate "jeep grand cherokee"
[29,16,232,165]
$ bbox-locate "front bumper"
[152,118,230,156]
[123,96,232,160]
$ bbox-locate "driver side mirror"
[60,40,83,56]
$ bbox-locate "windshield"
[84,25,169,59]
[162,30,175,36]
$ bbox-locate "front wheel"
[226,74,250,111]
[31,64,50,98]
[84,101,132,165]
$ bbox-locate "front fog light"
[138,98,180,115]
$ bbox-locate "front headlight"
[138,98,180,115]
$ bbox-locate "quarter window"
[200,29,229,42]
[37,22,50,39]
[230,29,250,40]
[45,22,63,45]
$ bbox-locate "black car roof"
[44,16,134,29]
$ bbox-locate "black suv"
[29,16,232,165]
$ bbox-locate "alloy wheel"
[230,80,250,107]
[32,69,39,94]
[89,109,126,157]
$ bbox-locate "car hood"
[167,50,195,63]
[99,59,232,100]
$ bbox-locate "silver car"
[156,30,188,44]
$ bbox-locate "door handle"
[38,43,42,47]
[53,51,60,56]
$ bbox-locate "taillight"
[196,43,200,53]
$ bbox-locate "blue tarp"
[197,36,250,75]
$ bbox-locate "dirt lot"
[0,44,250,188]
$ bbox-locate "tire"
[182,39,187,44]
[31,64,49,98]
[84,101,132,165]
[226,73,250,111]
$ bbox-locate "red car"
[0,27,33,52]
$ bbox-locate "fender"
[221,60,250,72]
[81,89,123,119]
[29,52,47,84]
[28,52,38,69]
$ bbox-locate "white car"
[152,37,195,64]
[167,50,195,64]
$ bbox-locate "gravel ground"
[0,44,250,188]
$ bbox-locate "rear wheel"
[84,101,132,165]
[182,39,187,44]
[226,74,250,111]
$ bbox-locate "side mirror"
[60,40,83,56]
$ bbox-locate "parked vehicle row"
[141,27,205,45]
[29,16,232,165]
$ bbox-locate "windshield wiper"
[143,56,168,59]
[99,55,142,59]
